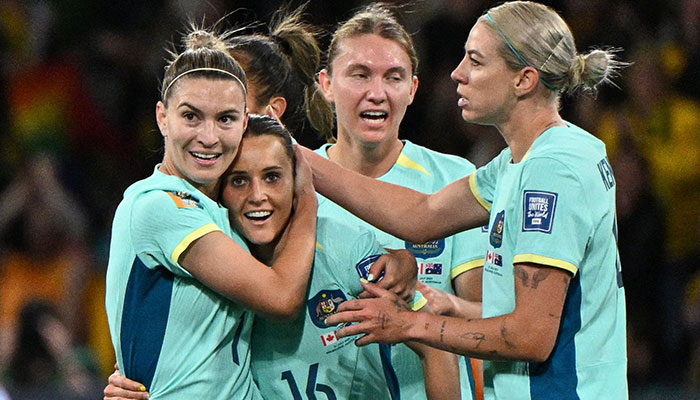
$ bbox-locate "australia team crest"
[307,290,347,328]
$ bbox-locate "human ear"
[318,69,334,103]
[156,101,168,137]
[267,96,288,120]
[514,66,540,96]
[407,75,419,105]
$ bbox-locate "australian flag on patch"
[486,250,502,266]
[420,263,442,275]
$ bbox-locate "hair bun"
[184,29,228,52]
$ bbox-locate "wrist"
[407,310,430,343]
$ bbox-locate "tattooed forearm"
[515,265,529,287]
[500,319,516,349]
[440,320,446,343]
[459,332,486,348]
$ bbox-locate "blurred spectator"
[597,41,700,262]
[0,153,108,375]
[2,300,103,400]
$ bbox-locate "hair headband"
[485,12,556,90]
[162,67,247,100]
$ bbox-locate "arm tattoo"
[500,319,516,349]
[459,332,486,349]
[515,265,529,287]
[440,320,446,343]
[531,268,551,289]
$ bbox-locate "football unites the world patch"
[355,254,384,281]
[307,290,347,328]
[522,190,558,233]
[166,191,202,209]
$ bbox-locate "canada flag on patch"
[486,250,502,266]
[321,331,339,346]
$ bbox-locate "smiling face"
[220,134,294,249]
[450,21,518,126]
[156,76,248,197]
[320,33,418,148]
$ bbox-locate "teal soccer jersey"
[316,141,485,400]
[471,123,628,399]
[251,217,397,400]
[105,167,262,400]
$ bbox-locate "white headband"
[162,67,247,100]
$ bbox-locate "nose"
[248,179,267,204]
[365,77,387,103]
[198,120,219,147]
[451,57,469,84]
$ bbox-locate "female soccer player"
[300,1,629,398]
[104,27,318,399]
[312,4,486,399]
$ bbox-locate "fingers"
[104,384,150,400]
[359,279,395,299]
[367,255,388,282]
[107,371,148,395]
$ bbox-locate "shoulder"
[403,140,475,168]
[531,123,606,162]
[399,140,476,180]
[316,217,376,248]
[313,144,332,159]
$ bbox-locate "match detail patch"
[166,191,201,209]
[522,190,557,233]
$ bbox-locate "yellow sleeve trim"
[469,172,491,212]
[396,153,431,177]
[411,293,428,311]
[171,223,222,263]
[450,258,485,279]
[513,254,578,276]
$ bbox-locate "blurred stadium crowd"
[0,0,698,398]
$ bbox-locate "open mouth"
[245,210,272,221]
[190,152,221,161]
[360,111,388,124]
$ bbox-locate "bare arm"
[327,263,571,362]
[298,146,489,243]
[409,341,461,400]
[405,302,461,400]
[180,147,318,321]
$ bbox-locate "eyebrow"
[467,49,485,59]
[229,165,285,175]
[178,102,242,116]
[347,63,409,75]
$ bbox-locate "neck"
[158,162,219,199]
[327,133,404,178]
[496,100,564,163]
[250,241,277,266]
